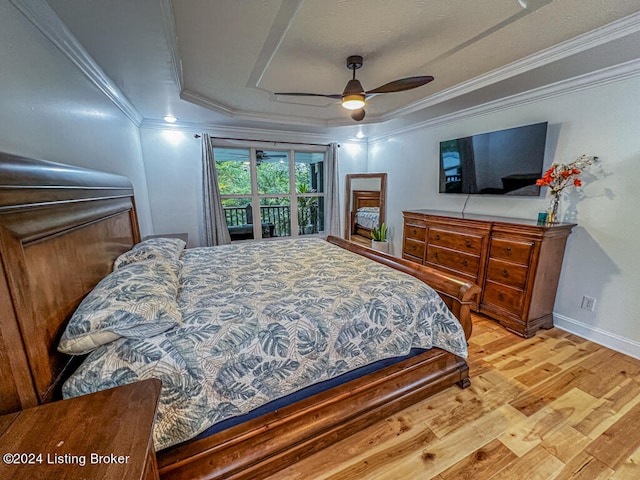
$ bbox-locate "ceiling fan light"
[342,78,365,109]
[342,94,366,110]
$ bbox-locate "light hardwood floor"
[349,234,372,247]
[264,314,640,479]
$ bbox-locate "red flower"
[535,155,597,196]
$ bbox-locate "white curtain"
[324,142,341,236]
[202,134,231,246]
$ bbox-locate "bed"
[350,190,382,238]
[0,152,480,480]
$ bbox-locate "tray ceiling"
[44,0,640,130]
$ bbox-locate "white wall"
[338,141,370,236]
[0,1,153,236]
[368,74,640,359]
[139,127,367,247]
[139,129,201,246]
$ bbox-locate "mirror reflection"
[344,173,387,246]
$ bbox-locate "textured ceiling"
[46,0,640,131]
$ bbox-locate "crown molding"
[180,89,362,128]
[382,11,640,122]
[160,0,183,90]
[368,57,640,144]
[139,117,368,145]
[140,118,331,142]
[10,0,143,126]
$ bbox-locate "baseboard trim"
[554,313,640,360]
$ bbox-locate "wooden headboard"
[352,190,380,211]
[350,190,383,238]
[0,152,140,414]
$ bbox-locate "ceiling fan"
[256,150,287,160]
[228,149,287,167]
[275,55,434,121]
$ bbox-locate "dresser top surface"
[404,209,576,230]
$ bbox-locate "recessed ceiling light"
[163,115,177,123]
[356,130,365,139]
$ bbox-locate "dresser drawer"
[489,238,533,265]
[482,280,525,316]
[403,238,426,258]
[426,245,480,277]
[404,222,427,241]
[428,228,483,255]
[486,258,528,289]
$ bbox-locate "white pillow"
[114,237,186,269]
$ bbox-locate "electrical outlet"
[581,295,596,311]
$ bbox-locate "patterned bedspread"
[63,238,467,450]
[354,206,380,230]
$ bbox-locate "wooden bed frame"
[350,189,381,239]
[0,153,480,480]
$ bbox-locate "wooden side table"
[0,379,161,480]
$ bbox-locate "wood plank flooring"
[264,314,640,480]
[349,234,372,247]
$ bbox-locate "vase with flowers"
[536,154,598,223]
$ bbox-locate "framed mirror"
[344,173,387,245]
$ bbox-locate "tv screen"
[439,122,548,196]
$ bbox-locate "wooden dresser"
[403,210,575,337]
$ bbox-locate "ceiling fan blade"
[366,76,434,94]
[275,92,342,100]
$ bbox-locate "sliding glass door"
[213,146,325,241]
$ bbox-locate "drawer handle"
[434,252,439,260]
[502,269,509,278]
[462,260,468,266]
[435,234,441,240]
[412,245,417,251]
[505,246,512,256]
[465,240,471,247]
[498,293,505,301]
[412,228,417,235]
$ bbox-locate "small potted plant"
[370,223,389,253]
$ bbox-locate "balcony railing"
[224,204,321,239]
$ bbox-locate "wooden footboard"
[326,236,478,339]
[353,222,373,239]
[158,349,468,480]
[157,237,480,480]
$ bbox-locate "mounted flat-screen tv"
[439,122,548,196]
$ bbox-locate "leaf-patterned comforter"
[63,238,467,450]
